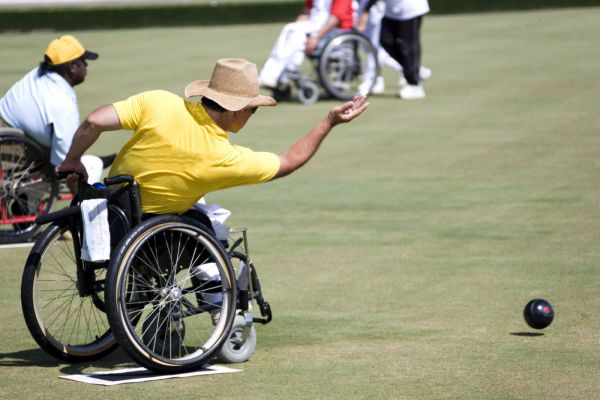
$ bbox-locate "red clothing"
[304,0,354,29]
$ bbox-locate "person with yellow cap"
[57,58,368,220]
[0,35,106,183]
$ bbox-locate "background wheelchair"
[0,127,61,244]
[272,29,380,105]
[20,174,272,373]
[0,127,115,244]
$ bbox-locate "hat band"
[207,84,257,99]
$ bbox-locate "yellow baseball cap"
[44,35,99,66]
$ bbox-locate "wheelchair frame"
[273,29,380,105]
[20,174,272,372]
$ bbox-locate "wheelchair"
[0,127,60,244]
[272,29,380,105]
[20,174,272,373]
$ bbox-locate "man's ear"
[67,61,78,75]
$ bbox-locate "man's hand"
[56,159,87,194]
[56,159,87,179]
[305,35,319,55]
[327,95,369,127]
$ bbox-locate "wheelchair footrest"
[253,299,272,325]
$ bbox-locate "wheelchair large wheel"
[318,31,379,100]
[21,223,117,361]
[106,215,237,373]
[0,135,58,244]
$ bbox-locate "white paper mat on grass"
[60,365,241,386]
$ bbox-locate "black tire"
[217,314,256,363]
[318,32,379,100]
[0,135,58,244]
[20,223,117,361]
[106,215,237,373]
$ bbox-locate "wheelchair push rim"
[106,216,237,372]
[318,31,380,100]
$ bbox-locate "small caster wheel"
[217,314,257,363]
[297,80,319,105]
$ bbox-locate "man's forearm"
[64,104,122,163]
[274,96,369,179]
[64,121,103,163]
[275,117,334,178]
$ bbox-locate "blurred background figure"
[0,34,107,185]
[358,0,430,99]
[357,0,431,95]
[258,0,354,90]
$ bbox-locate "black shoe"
[99,153,117,168]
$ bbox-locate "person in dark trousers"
[359,0,430,99]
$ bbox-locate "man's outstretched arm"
[274,95,369,179]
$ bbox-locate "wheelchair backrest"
[79,175,142,248]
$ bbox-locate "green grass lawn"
[1,7,599,399]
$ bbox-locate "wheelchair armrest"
[35,205,81,225]
[104,174,136,186]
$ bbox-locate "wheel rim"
[0,137,56,239]
[115,222,235,366]
[319,33,379,100]
[31,225,114,356]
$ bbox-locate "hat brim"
[50,50,99,66]
[82,50,99,60]
[184,80,276,111]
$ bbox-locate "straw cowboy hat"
[184,58,276,111]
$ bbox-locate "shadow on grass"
[510,332,545,337]
[59,349,138,375]
[0,347,137,372]
[0,348,62,368]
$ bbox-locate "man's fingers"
[329,95,369,124]
[343,99,369,119]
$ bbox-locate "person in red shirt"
[258,0,353,89]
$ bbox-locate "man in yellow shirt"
[57,58,368,215]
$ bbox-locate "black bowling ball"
[524,299,554,329]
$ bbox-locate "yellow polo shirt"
[109,90,279,214]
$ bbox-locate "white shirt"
[308,0,334,28]
[383,0,429,21]
[0,67,79,165]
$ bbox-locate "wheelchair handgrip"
[53,171,72,180]
[35,205,81,225]
[104,174,135,187]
